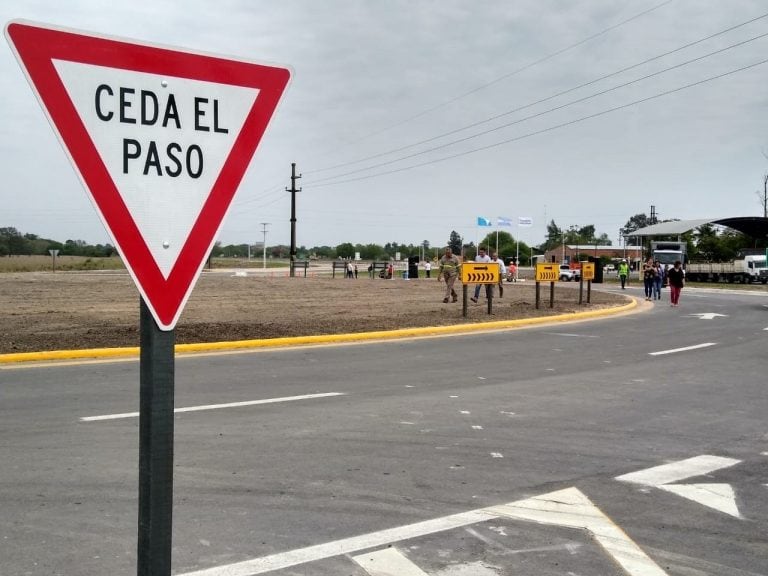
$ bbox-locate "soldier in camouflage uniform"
[437,247,461,303]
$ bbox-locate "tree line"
[3,213,762,264]
[0,227,116,257]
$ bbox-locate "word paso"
[95,84,229,179]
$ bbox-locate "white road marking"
[490,453,504,458]
[686,313,727,320]
[648,342,716,356]
[178,487,664,576]
[616,455,740,486]
[659,484,742,518]
[487,487,668,576]
[178,508,497,576]
[472,425,483,430]
[464,526,582,556]
[545,332,599,338]
[80,392,345,422]
[352,547,429,576]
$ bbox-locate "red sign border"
[6,20,290,329]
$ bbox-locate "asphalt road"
[1,285,766,576]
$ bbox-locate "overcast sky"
[3,1,767,251]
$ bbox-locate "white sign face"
[54,61,259,278]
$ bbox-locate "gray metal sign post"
[137,298,175,576]
[48,248,59,272]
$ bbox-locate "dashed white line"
[648,342,716,356]
[80,392,346,422]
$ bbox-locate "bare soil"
[0,271,629,353]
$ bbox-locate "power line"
[307,32,768,186]
[305,0,676,167]
[304,57,768,189]
[306,11,768,176]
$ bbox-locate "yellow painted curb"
[0,298,637,365]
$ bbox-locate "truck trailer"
[685,255,768,284]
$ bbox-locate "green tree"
[447,231,462,255]
[358,243,385,260]
[541,220,563,252]
[336,242,355,259]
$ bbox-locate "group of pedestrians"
[633,257,685,306]
[437,245,507,304]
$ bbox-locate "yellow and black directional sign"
[535,263,559,282]
[582,262,595,280]
[461,262,499,284]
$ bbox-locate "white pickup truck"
[559,264,581,282]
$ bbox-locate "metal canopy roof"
[627,216,768,239]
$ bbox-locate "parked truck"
[685,255,768,284]
[651,241,686,267]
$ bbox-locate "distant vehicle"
[604,263,615,272]
[559,264,580,282]
[651,240,686,266]
[685,255,768,284]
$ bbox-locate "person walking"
[437,247,460,303]
[508,259,518,282]
[618,259,629,289]
[470,246,492,303]
[642,257,655,301]
[490,251,506,298]
[652,260,663,300]
[667,260,685,306]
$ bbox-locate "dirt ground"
[0,271,629,353]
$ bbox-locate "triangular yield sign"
[5,20,290,330]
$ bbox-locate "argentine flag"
[497,217,512,227]
[477,216,493,227]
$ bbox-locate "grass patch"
[0,255,126,272]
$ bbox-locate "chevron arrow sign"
[461,263,499,284]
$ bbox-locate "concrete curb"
[0,298,637,365]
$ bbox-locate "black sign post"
[137,298,175,576]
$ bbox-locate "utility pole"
[259,222,270,270]
[286,162,301,277]
[650,205,657,225]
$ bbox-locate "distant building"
[543,244,643,266]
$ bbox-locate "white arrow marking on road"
[686,313,728,320]
[659,484,742,518]
[616,456,743,519]
[616,455,740,486]
[488,487,668,576]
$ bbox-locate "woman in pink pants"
[667,260,685,306]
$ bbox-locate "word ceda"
[95,84,229,179]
